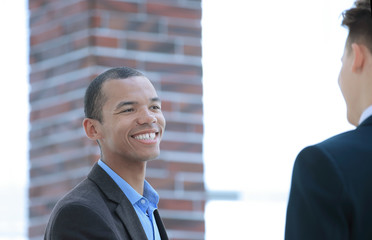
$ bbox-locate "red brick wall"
[28,0,204,239]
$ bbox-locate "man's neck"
[101,157,147,195]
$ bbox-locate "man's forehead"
[105,76,150,85]
[102,76,156,91]
[102,77,158,101]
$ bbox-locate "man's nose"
[136,108,157,125]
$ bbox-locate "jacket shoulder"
[45,200,119,240]
[44,178,121,239]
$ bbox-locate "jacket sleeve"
[285,145,350,240]
[45,203,118,240]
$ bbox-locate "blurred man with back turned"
[285,0,372,239]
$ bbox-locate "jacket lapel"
[115,200,148,240]
[154,209,169,240]
[88,164,148,240]
[359,115,372,127]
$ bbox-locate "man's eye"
[121,108,134,113]
[151,105,161,110]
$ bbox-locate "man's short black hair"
[84,67,144,123]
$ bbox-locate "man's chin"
[139,152,160,162]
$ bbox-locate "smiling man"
[44,67,168,240]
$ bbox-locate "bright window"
[202,0,354,239]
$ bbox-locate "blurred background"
[0,0,354,239]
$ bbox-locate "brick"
[171,236,204,240]
[194,124,203,134]
[30,99,83,121]
[107,13,128,30]
[30,56,96,83]
[29,223,47,238]
[126,19,161,33]
[160,73,203,85]
[158,199,194,211]
[163,122,203,133]
[29,137,88,159]
[95,56,138,68]
[161,81,203,94]
[171,238,203,240]
[29,77,89,102]
[160,141,202,153]
[95,0,139,13]
[126,38,175,54]
[29,177,84,199]
[30,2,90,27]
[182,181,205,192]
[29,0,48,10]
[147,177,175,190]
[168,23,202,38]
[29,200,55,218]
[105,14,161,33]
[145,62,202,75]
[91,14,102,28]
[30,155,93,179]
[162,218,205,232]
[168,162,204,173]
[146,3,201,20]
[30,39,83,63]
[30,24,64,45]
[30,26,89,53]
[31,12,91,45]
[29,119,84,141]
[147,159,168,170]
[161,100,173,112]
[178,102,203,114]
[184,44,202,56]
[94,36,119,48]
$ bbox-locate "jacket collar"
[88,163,148,239]
[358,115,372,128]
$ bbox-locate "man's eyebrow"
[114,98,161,111]
[151,97,161,102]
[114,101,138,111]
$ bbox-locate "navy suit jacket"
[44,163,169,240]
[285,116,372,240]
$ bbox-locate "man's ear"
[351,43,365,73]
[82,118,102,140]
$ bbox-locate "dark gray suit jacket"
[286,116,372,239]
[44,163,168,240]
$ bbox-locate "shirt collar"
[143,180,159,208]
[359,105,372,125]
[97,159,159,207]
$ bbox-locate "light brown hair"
[342,0,372,53]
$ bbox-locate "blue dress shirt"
[359,105,372,125]
[98,160,161,240]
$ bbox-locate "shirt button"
[141,199,146,204]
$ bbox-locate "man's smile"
[131,130,160,144]
[133,132,156,140]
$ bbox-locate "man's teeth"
[134,133,156,140]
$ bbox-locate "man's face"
[97,76,166,163]
[338,45,359,125]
